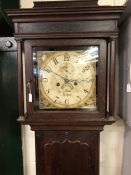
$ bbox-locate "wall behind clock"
[0,1,23,175]
[0,40,23,175]
[0,0,19,9]
[19,0,126,175]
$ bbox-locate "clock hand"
[43,66,70,83]
[68,78,94,83]
[44,67,93,84]
[53,72,69,83]
[80,79,94,83]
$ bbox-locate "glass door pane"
[33,46,98,111]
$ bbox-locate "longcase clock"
[7,1,124,175]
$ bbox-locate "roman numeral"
[44,66,51,73]
[53,57,58,65]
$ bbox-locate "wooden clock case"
[7,1,124,175]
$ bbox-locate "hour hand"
[43,66,69,82]
[78,78,94,83]
[80,78,94,83]
[69,78,93,83]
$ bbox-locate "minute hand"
[44,67,69,82]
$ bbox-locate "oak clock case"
[7,2,124,175]
[25,39,107,118]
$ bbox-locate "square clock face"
[33,47,98,110]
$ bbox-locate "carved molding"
[44,139,89,148]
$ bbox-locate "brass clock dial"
[36,49,97,109]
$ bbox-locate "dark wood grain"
[35,131,99,175]
[109,38,116,116]
[6,5,125,34]
[17,39,24,118]
[33,0,98,8]
[24,39,107,119]
[18,21,116,34]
